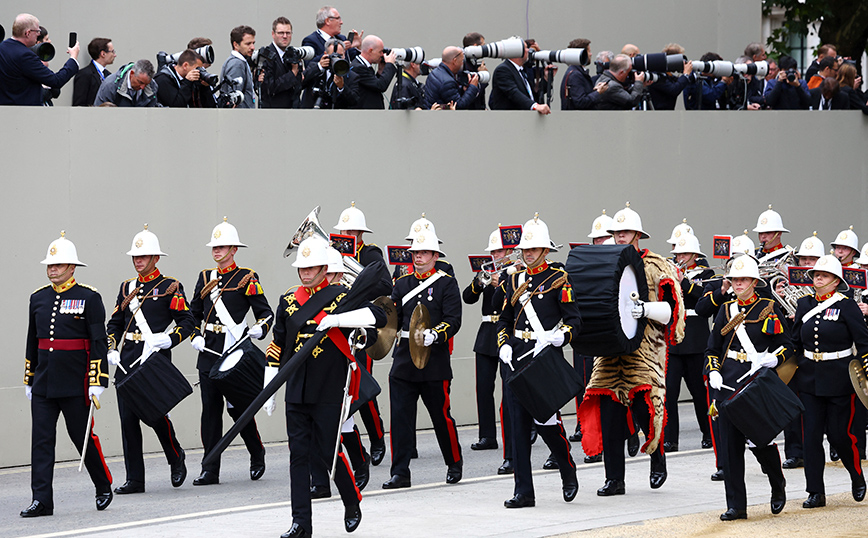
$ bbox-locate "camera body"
[197,67,219,87]
[785,68,797,83]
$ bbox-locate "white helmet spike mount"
[207,217,248,248]
[334,201,373,233]
[41,230,87,266]
[405,212,441,243]
[127,224,168,256]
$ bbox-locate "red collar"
[762,244,783,254]
[304,279,329,295]
[816,291,836,301]
[527,262,549,275]
[415,267,437,279]
[355,241,365,254]
[842,261,857,268]
[138,268,161,283]
[639,249,649,259]
[685,262,697,270]
[52,277,76,293]
[737,293,758,306]
[218,262,237,274]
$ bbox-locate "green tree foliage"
[763,0,868,60]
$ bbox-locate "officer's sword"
[330,360,357,480]
[78,395,100,472]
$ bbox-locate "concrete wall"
[1,107,867,467]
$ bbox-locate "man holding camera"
[560,38,607,110]
[594,54,645,110]
[260,17,303,109]
[348,35,396,109]
[764,55,810,110]
[423,46,479,110]
[389,60,424,109]
[488,42,551,114]
[0,13,80,106]
[219,25,257,109]
[93,59,158,107]
[72,37,115,106]
[301,38,357,109]
[154,50,206,107]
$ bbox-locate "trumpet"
[478,252,523,285]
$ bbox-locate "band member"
[831,226,860,267]
[392,214,455,280]
[579,203,685,496]
[21,232,113,517]
[706,255,793,520]
[383,227,463,489]
[496,215,581,508]
[665,233,714,452]
[332,202,388,467]
[753,205,790,260]
[266,236,386,537]
[189,218,272,485]
[793,255,868,508]
[665,218,694,249]
[106,226,195,494]
[463,229,513,469]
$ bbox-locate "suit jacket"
[489,59,535,110]
[301,31,345,68]
[260,43,303,108]
[219,54,255,108]
[348,57,396,109]
[73,61,109,106]
[809,86,850,110]
[300,60,359,108]
[0,38,78,106]
[560,64,600,110]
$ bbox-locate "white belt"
[804,349,852,361]
[400,330,410,339]
[205,323,228,333]
[482,315,500,323]
[726,350,752,362]
[686,309,697,317]
[515,329,538,341]
[124,332,145,342]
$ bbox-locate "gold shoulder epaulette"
[395,272,413,282]
[284,285,301,295]
[366,242,379,248]
[79,283,99,292]
[32,284,50,294]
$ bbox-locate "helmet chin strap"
[814,278,838,295]
[735,279,757,300]
[304,266,327,288]
[49,264,74,283]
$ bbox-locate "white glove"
[25,385,32,401]
[150,333,172,350]
[758,352,778,369]
[88,386,105,400]
[191,336,206,352]
[548,329,565,348]
[631,302,645,319]
[263,396,276,417]
[422,329,437,347]
[317,308,376,331]
[107,349,121,365]
[262,366,279,416]
[248,324,264,339]
[708,371,723,390]
[499,344,513,366]
[316,314,340,332]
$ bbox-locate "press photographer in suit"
[348,35,396,109]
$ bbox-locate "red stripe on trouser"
[847,394,863,475]
[164,416,181,458]
[554,422,575,470]
[441,381,461,462]
[366,400,384,437]
[339,452,363,502]
[499,403,505,458]
[90,417,113,483]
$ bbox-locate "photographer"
[462,32,488,110]
[646,43,693,111]
[348,35,396,109]
[422,46,479,110]
[764,54,810,110]
[154,49,206,107]
[594,54,645,110]
[260,17,303,108]
[300,38,357,109]
[389,60,423,109]
[683,52,729,110]
[560,38,607,110]
[219,25,257,108]
[724,56,765,110]
[592,50,614,84]
[93,59,157,107]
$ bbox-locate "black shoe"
[830,446,839,461]
[650,470,668,489]
[382,475,411,489]
[280,523,308,538]
[584,454,603,464]
[344,504,362,533]
[782,457,804,469]
[250,449,266,481]
[355,456,370,491]
[95,491,113,511]
[701,439,713,449]
[802,493,826,508]
[563,474,579,502]
[171,449,187,487]
[597,479,625,496]
[771,485,786,514]
[627,432,640,457]
[711,469,725,481]
[114,480,145,494]
[530,427,538,445]
[497,459,514,475]
[192,470,219,486]
[569,427,582,443]
[543,454,559,470]
[310,484,332,499]
[853,474,866,502]
[446,461,463,484]
[20,500,53,517]
[720,508,747,521]
[471,437,498,450]
[370,440,386,466]
[663,441,678,453]
[504,494,535,508]
[411,447,418,459]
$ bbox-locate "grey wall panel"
[1,108,866,467]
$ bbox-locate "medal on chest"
[823,308,839,321]
[59,299,85,314]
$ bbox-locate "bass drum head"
[219,348,244,372]
[618,265,639,339]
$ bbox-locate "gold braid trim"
[223,271,253,292]
[720,311,745,335]
[120,284,142,311]
[200,279,219,298]
[720,301,775,335]
[511,277,530,306]
[511,272,560,306]
[756,302,775,322]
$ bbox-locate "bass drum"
[565,244,649,356]
[209,338,266,410]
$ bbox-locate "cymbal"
[849,359,868,411]
[775,355,798,385]
[409,303,431,369]
[367,296,398,361]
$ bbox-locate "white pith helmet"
[334,201,372,233]
[807,255,849,292]
[292,236,331,268]
[671,233,706,257]
[607,202,649,239]
[206,217,247,248]
[326,246,345,273]
[831,226,859,251]
[127,224,167,256]
[752,204,789,233]
[405,213,442,243]
[731,231,756,257]
[517,213,558,251]
[408,228,446,256]
[485,228,505,252]
[41,231,87,266]
[796,232,825,258]
[855,243,868,265]
[725,255,767,287]
[667,218,694,245]
[588,210,614,239]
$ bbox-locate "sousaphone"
[409,303,431,369]
[366,296,398,360]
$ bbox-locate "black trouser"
[718,413,784,510]
[117,391,183,483]
[500,361,513,461]
[475,352,500,439]
[356,352,385,447]
[705,384,722,469]
[664,352,710,445]
[198,371,264,475]
[31,393,112,508]
[286,402,359,535]
[388,376,462,479]
[572,353,594,433]
[782,381,804,459]
[504,381,575,499]
[600,393,665,482]
[311,424,368,489]
[801,392,864,494]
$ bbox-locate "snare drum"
[209,338,266,409]
[116,351,193,428]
